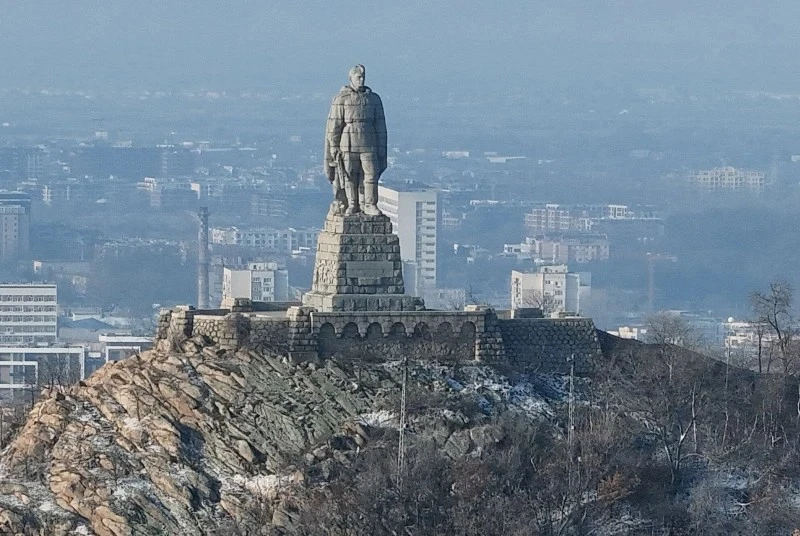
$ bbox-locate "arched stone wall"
[413,322,431,341]
[318,322,337,358]
[389,322,407,340]
[155,305,600,375]
[308,312,483,362]
[436,322,454,337]
[342,322,360,339]
[460,321,477,338]
[366,322,383,340]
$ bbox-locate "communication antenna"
[567,353,575,488]
[568,353,575,449]
[396,355,408,490]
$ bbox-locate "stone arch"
[413,322,432,341]
[389,322,407,340]
[342,322,360,339]
[318,323,336,358]
[460,321,477,339]
[436,321,454,338]
[366,322,383,340]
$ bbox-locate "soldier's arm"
[374,94,388,173]
[324,96,345,167]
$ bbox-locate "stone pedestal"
[303,213,424,312]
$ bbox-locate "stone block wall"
[154,303,602,375]
[165,306,195,342]
[475,309,506,364]
[287,307,316,361]
[248,317,290,352]
[498,318,600,374]
[308,214,404,295]
[156,309,172,340]
[193,313,289,352]
[303,213,424,312]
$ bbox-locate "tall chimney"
[197,206,210,309]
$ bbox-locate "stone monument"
[303,65,424,312]
[323,64,386,216]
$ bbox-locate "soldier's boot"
[362,179,383,216]
[344,182,360,215]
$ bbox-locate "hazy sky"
[0,1,798,92]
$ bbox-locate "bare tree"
[646,312,704,381]
[636,313,710,487]
[37,354,82,391]
[519,289,557,316]
[750,280,795,374]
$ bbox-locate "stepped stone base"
[303,292,423,312]
[302,212,424,312]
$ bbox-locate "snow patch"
[112,478,153,501]
[232,474,291,499]
[358,410,396,428]
[377,361,571,420]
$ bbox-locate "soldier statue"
[324,64,387,216]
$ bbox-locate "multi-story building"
[0,334,153,394]
[222,262,289,303]
[524,203,632,233]
[377,183,438,293]
[524,204,572,233]
[0,192,31,261]
[505,235,609,264]
[440,208,463,231]
[511,265,586,314]
[135,177,196,208]
[531,234,610,264]
[0,147,48,183]
[0,346,84,392]
[0,284,58,345]
[689,166,767,194]
[42,181,92,206]
[250,193,289,221]
[211,227,319,254]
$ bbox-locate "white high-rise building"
[511,265,587,314]
[0,284,58,345]
[377,184,438,294]
[222,262,289,304]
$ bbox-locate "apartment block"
[511,265,587,314]
[689,166,767,193]
[378,183,438,294]
[222,262,289,303]
[0,284,58,345]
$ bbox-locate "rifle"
[334,151,349,192]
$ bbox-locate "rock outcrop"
[0,336,560,535]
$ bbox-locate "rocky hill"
[1,333,800,535]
